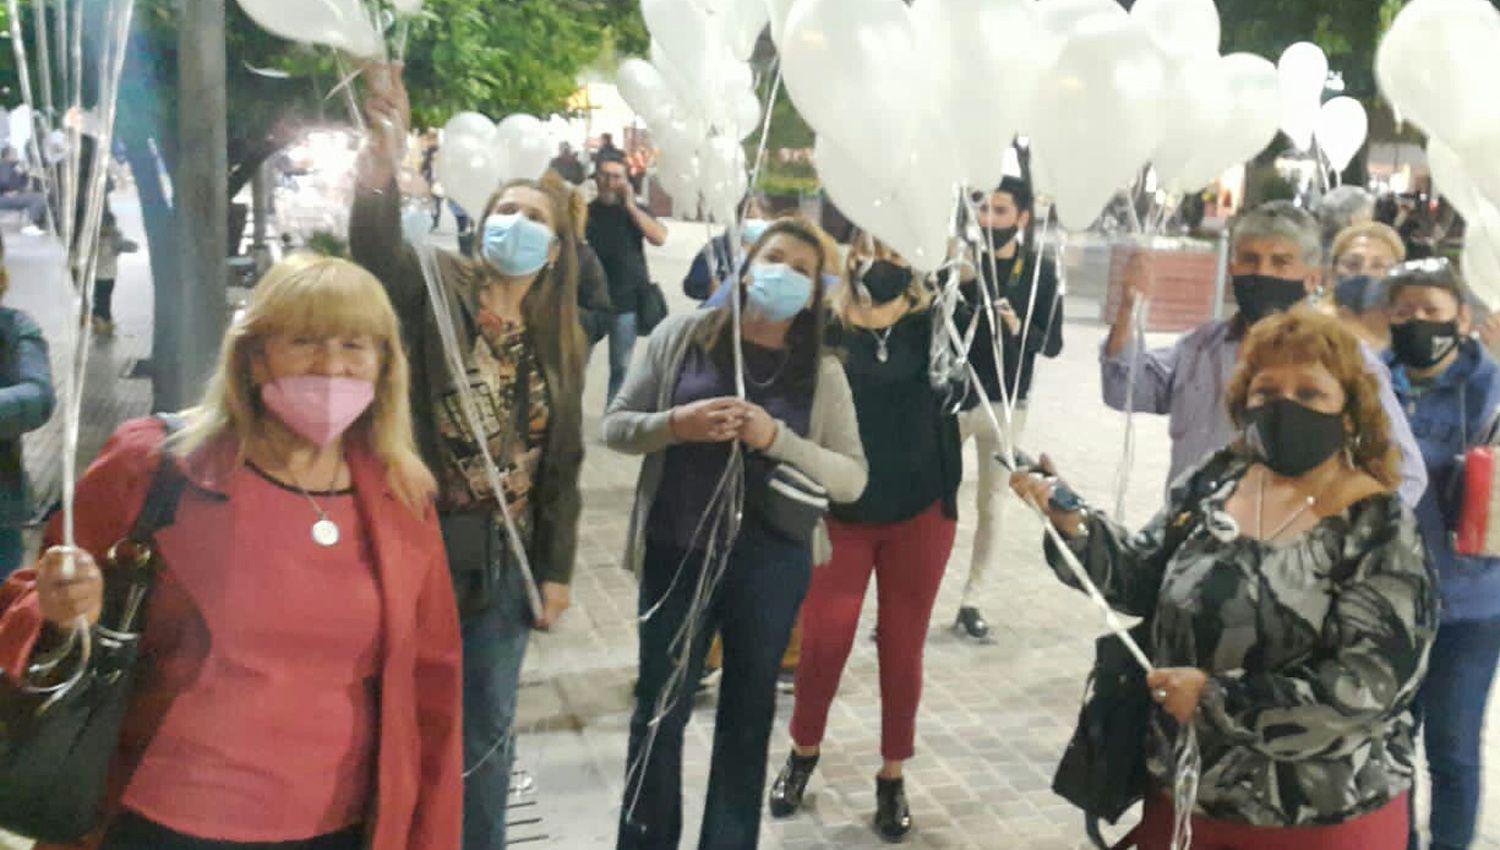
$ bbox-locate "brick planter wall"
[1100,241,1221,333]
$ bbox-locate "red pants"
[1137,792,1409,850]
[789,502,956,761]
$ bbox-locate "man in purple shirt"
[1100,201,1427,507]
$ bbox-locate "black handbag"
[1050,454,1233,850]
[0,416,187,843]
[747,460,829,545]
[637,282,670,335]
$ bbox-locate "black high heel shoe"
[955,605,991,640]
[768,751,819,818]
[874,775,912,842]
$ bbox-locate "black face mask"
[1333,275,1378,313]
[1244,397,1346,478]
[1390,319,1461,370]
[859,260,913,305]
[1232,274,1309,326]
[981,226,1018,252]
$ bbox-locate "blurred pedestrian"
[1330,221,1405,351]
[92,209,138,338]
[588,157,668,402]
[0,232,52,577]
[952,176,1063,640]
[1383,259,1500,850]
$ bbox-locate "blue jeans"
[617,529,811,850]
[1410,617,1500,850]
[608,312,639,404]
[461,562,533,850]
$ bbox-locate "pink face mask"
[259,375,376,447]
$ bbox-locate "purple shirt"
[1099,318,1427,508]
[648,343,812,550]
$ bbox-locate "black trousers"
[101,812,365,850]
[617,528,812,850]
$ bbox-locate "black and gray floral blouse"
[1050,450,1438,827]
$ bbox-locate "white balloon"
[236,0,383,58]
[436,132,502,219]
[1037,0,1124,40]
[724,0,770,61]
[814,135,911,255]
[1277,41,1327,151]
[391,0,422,14]
[1376,0,1500,148]
[1151,53,1232,194]
[1174,53,1281,193]
[734,90,764,139]
[764,0,798,48]
[445,111,496,142]
[781,0,919,187]
[1129,0,1219,59]
[1314,96,1368,173]
[1429,138,1488,223]
[495,114,553,182]
[1460,133,1500,211]
[617,59,669,118]
[1030,13,1167,230]
[914,0,1047,190]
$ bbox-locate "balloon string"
[742,60,781,207]
[332,53,368,133]
[406,232,545,623]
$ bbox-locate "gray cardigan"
[603,311,868,574]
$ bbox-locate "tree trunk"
[162,0,228,410]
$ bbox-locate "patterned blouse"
[1053,451,1438,827]
[432,310,551,541]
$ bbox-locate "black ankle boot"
[768,751,819,818]
[874,775,912,842]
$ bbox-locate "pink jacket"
[0,418,462,850]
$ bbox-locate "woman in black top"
[768,234,962,842]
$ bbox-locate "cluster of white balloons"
[434,113,557,219]
[775,0,1290,267]
[616,0,770,224]
[236,0,423,59]
[1378,0,1500,305]
[1275,41,1368,178]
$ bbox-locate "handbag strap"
[125,414,189,544]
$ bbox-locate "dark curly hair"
[1226,307,1400,489]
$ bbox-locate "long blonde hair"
[176,254,436,513]
[830,231,931,326]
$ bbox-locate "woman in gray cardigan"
[604,217,867,850]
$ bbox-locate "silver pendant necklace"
[290,463,344,547]
[869,326,896,363]
[1255,467,1332,542]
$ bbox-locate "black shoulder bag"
[1051,454,1233,850]
[0,415,187,843]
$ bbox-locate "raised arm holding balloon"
[350,61,587,850]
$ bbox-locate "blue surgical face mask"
[482,213,554,276]
[740,218,770,245]
[746,262,813,322]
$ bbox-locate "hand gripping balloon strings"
[400,214,544,625]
